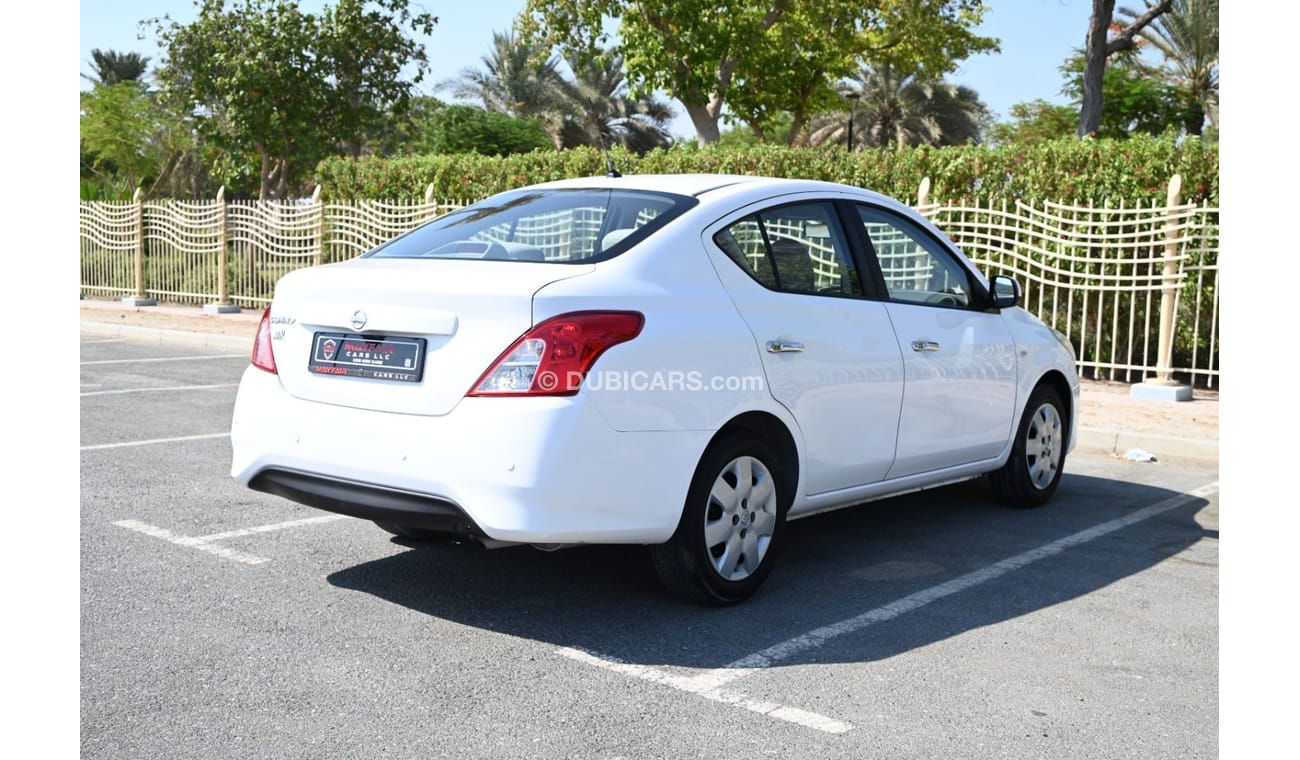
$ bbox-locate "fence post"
[204,186,240,314]
[916,177,931,209]
[312,184,325,266]
[1154,174,1182,385]
[1132,174,1192,401]
[123,187,157,306]
[424,183,437,221]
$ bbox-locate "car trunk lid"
[269,258,593,416]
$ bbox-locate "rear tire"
[651,435,788,605]
[990,384,1067,508]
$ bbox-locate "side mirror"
[990,274,1021,309]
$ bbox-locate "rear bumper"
[248,468,487,539]
[230,367,712,544]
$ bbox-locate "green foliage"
[518,1,997,144]
[80,82,160,190]
[419,104,551,156]
[314,135,1218,205]
[83,49,151,85]
[988,100,1078,145]
[148,0,436,198]
[1118,0,1218,135]
[1060,50,1197,139]
[80,176,138,201]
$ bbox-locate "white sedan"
[230,174,1079,604]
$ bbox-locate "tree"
[1062,49,1195,138]
[1118,0,1217,135]
[988,100,1077,145]
[1078,0,1171,137]
[519,1,998,146]
[416,103,552,156]
[803,64,990,148]
[318,0,437,158]
[83,49,152,85]
[80,82,160,190]
[444,30,567,121]
[149,0,436,198]
[556,53,675,153]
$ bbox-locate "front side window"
[713,202,862,297]
[367,189,696,264]
[856,206,973,307]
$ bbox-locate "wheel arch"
[1033,369,1075,449]
[708,411,801,509]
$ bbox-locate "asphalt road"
[80,335,1219,759]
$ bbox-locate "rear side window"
[367,188,696,264]
[713,202,862,297]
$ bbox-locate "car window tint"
[713,218,778,288]
[856,206,972,307]
[756,203,861,297]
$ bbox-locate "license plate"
[307,333,426,382]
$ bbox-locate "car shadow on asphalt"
[325,473,1216,669]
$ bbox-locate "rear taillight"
[469,311,644,396]
[251,306,278,374]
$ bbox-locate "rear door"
[850,204,1018,478]
[703,198,904,496]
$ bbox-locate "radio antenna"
[598,132,621,178]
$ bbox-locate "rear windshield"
[365,188,697,264]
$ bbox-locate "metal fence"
[79,177,1220,388]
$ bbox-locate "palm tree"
[83,49,151,86]
[556,53,675,154]
[805,64,989,149]
[443,30,566,121]
[1118,0,1218,135]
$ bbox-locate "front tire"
[651,435,788,605]
[990,384,1067,508]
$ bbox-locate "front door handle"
[911,340,940,352]
[766,340,805,354]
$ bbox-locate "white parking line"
[81,354,246,365]
[81,383,241,397]
[556,647,852,734]
[557,480,1219,733]
[114,515,349,565]
[81,432,231,451]
[81,338,127,344]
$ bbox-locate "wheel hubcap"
[704,456,778,581]
[1025,402,1063,490]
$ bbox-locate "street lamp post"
[846,92,860,151]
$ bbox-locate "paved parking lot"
[80,334,1218,759]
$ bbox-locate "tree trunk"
[1078,0,1172,138]
[683,101,721,145]
[258,147,273,200]
[1077,0,1114,138]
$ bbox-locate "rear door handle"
[911,340,940,352]
[766,340,805,354]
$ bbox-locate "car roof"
[527,173,863,199]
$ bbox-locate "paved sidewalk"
[79,298,1219,467]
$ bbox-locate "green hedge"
[314,135,1218,206]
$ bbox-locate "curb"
[1076,426,1218,466]
[80,320,254,354]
